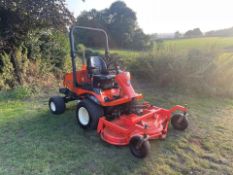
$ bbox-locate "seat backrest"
[87,56,108,74]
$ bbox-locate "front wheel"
[49,96,66,114]
[171,113,188,131]
[76,99,104,130]
[129,136,150,158]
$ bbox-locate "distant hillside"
[206,27,233,37]
[149,33,175,40]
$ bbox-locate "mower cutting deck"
[49,26,188,158]
[98,104,188,158]
[98,104,187,145]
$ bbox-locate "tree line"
[0,0,151,90]
[174,27,233,39]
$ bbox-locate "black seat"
[87,56,108,75]
[87,56,116,89]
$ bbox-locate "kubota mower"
[49,26,188,158]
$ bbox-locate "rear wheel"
[76,99,104,130]
[129,136,150,158]
[171,113,188,130]
[49,96,66,114]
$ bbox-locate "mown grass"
[0,84,233,175]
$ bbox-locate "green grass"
[0,86,33,101]
[99,37,233,58]
[0,85,233,175]
[97,48,141,60]
[163,37,233,51]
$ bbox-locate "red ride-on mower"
[49,26,188,158]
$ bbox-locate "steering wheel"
[107,60,121,74]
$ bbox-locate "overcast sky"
[66,0,233,34]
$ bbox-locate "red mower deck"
[98,104,187,145]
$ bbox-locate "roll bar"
[69,25,110,87]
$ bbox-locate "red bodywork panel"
[63,65,143,106]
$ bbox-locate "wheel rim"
[50,102,56,112]
[78,107,90,126]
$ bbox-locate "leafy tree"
[107,1,137,47]
[74,9,108,48]
[184,28,203,38]
[131,29,150,50]
[0,0,73,50]
[174,31,182,39]
[0,0,73,84]
[76,1,150,50]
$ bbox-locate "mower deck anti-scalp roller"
[49,25,189,158]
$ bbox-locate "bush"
[0,52,15,90]
[0,30,70,90]
[120,45,233,97]
[39,31,70,70]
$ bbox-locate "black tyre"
[171,113,188,131]
[49,96,66,114]
[129,136,150,158]
[76,99,104,130]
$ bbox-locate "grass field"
[0,84,233,175]
[1,37,233,174]
[104,37,233,56]
[163,37,233,51]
